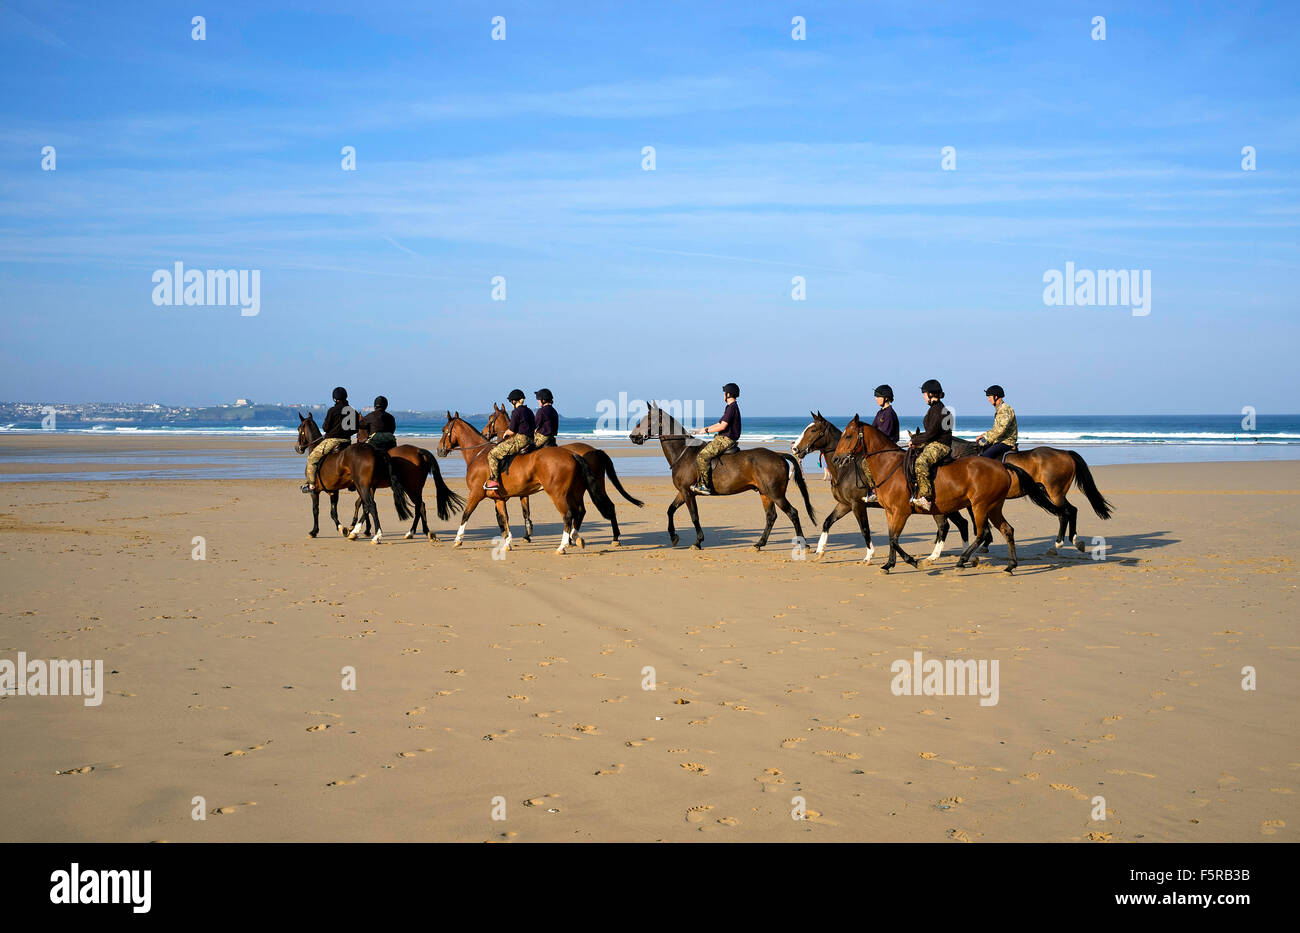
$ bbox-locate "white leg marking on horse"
[927,541,944,561]
[863,543,874,563]
[372,530,383,544]
[816,531,828,555]
[454,523,466,544]
[404,530,414,539]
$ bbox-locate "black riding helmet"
[874,384,893,402]
[535,388,554,403]
[507,389,526,402]
[984,385,1005,399]
[920,379,944,398]
[373,396,388,410]
[723,382,740,398]
[332,386,348,401]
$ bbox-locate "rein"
[839,428,906,490]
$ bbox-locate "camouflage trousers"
[306,437,348,485]
[532,433,557,448]
[696,435,736,484]
[487,433,533,479]
[914,442,950,499]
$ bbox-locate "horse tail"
[591,449,644,507]
[381,450,414,522]
[573,453,618,522]
[1067,450,1113,519]
[422,448,466,520]
[781,453,817,523]
[1006,464,1064,516]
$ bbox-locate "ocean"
[2,414,1298,482]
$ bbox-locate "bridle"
[836,423,906,489]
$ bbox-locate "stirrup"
[484,479,500,490]
[692,481,712,495]
[300,483,314,493]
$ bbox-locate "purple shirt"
[720,401,741,441]
[535,405,558,437]
[508,405,535,436]
[872,406,899,444]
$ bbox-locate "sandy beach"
[0,439,1296,843]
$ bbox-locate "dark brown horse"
[484,403,644,543]
[941,436,1114,555]
[346,422,465,540]
[832,415,1063,573]
[436,412,619,553]
[792,411,967,561]
[629,403,816,550]
[295,413,412,543]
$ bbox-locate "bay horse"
[629,403,816,550]
[436,412,619,553]
[792,411,968,561]
[831,415,1063,573]
[294,413,412,543]
[483,403,644,543]
[941,436,1114,555]
[346,422,466,541]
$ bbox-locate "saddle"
[705,443,742,470]
[904,445,954,498]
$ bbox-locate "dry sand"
[0,445,1296,842]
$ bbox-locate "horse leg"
[546,490,574,553]
[330,492,344,536]
[571,500,587,549]
[1067,498,1083,551]
[774,494,803,549]
[349,496,364,536]
[755,494,778,551]
[991,503,1017,573]
[520,496,533,542]
[685,491,704,549]
[308,490,320,538]
[492,500,513,551]
[816,500,852,558]
[851,498,875,563]
[882,509,915,573]
[453,490,487,547]
[925,514,952,563]
[955,504,989,569]
[948,509,969,547]
[667,490,684,546]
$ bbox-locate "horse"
[345,422,466,540]
[792,411,968,561]
[831,415,1064,573]
[294,413,412,543]
[483,402,644,544]
[436,412,619,553]
[939,436,1114,556]
[629,403,816,550]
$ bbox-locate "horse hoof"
[609,539,621,547]
[307,531,317,538]
[979,546,990,554]
[404,532,413,540]
[575,536,585,549]
[670,535,679,546]
[690,543,702,550]
[1004,565,1015,574]
[880,565,891,574]
[453,540,463,549]
[969,556,979,567]
[1074,537,1086,553]
[555,546,566,554]
[1045,547,1058,557]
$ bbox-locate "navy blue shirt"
[508,405,535,436]
[872,406,899,444]
[535,405,558,437]
[720,401,741,441]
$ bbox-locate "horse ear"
[817,409,823,419]
[454,410,460,419]
[298,412,304,422]
[446,410,452,421]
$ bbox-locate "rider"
[976,385,1018,458]
[533,389,558,448]
[863,385,899,504]
[909,379,952,511]
[361,395,397,451]
[692,383,742,495]
[301,386,355,493]
[485,389,535,491]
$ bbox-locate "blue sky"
[1,0,1297,415]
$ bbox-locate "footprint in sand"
[507,694,529,702]
[406,706,427,716]
[396,748,434,758]
[594,764,624,776]
[1261,820,1285,835]
[918,752,939,760]
[1032,749,1056,760]
[573,724,598,734]
[715,816,739,826]
[780,738,806,749]
[935,796,964,811]
[756,768,786,793]
[1086,831,1113,842]
[1050,783,1088,800]
[482,729,514,741]
[948,828,971,842]
[54,766,94,775]
[211,802,258,815]
[523,794,559,809]
[327,774,366,787]
[306,724,331,732]
[680,762,710,775]
[685,804,714,823]
[816,750,862,760]
[625,738,655,747]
